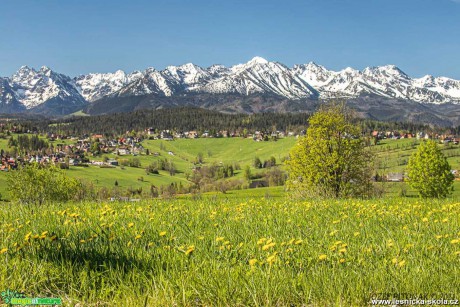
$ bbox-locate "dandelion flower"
[257,238,267,245]
[0,248,8,254]
[262,242,276,251]
[450,239,460,244]
[216,236,225,242]
[249,259,258,266]
[339,258,346,264]
[135,234,142,240]
[185,245,195,255]
[318,254,327,261]
[159,231,167,236]
[266,255,276,264]
[294,239,303,245]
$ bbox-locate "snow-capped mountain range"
[1,57,460,115]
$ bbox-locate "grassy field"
[0,198,459,306]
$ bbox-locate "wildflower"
[127,241,132,247]
[339,248,347,254]
[216,237,225,242]
[294,239,303,245]
[262,242,276,251]
[422,217,429,222]
[249,259,258,266]
[185,245,195,255]
[135,234,142,240]
[450,239,460,244]
[398,260,406,267]
[0,248,8,254]
[257,238,267,245]
[80,239,86,243]
[339,258,346,264]
[24,232,32,241]
[159,231,167,236]
[128,222,134,228]
[318,254,327,261]
[354,232,360,237]
[266,254,276,265]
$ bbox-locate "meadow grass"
[1,197,459,306]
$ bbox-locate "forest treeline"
[0,107,451,137]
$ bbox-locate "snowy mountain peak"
[2,58,460,114]
[248,56,269,65]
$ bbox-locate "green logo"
[1,289,62,306]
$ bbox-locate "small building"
[386,173,404,182]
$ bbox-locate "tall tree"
[286,103,373,198]
[406,140,454,198]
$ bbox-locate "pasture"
[0,198,459,305]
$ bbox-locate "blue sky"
[1,0,459,78]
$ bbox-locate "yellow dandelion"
[0,248,8,254]
[450,239,460,244]
[249,259,258,266]
[266,254,276,264]
[127,241,132,247]
[24,232,32,241]
[422,217,429,222]
[339,248,347,254]
[339,258,346,264]
[127,222,134,228]
[318,254,327,261]
[50,235,57,241]
[135,234,142,240]
[80,239,86,243]
[262,242,276,251]
[185,245,195,255]
[391,258,398,264]
[159,231,167,236]
[294,239,303,245]
[354,232,360,237]
[398,260,406,267]
[216,236,225,242]
[257,238,267,245]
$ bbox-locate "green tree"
[406,140,454,198]
[7,163,82,205]
[286,103,373,198]
[244,165,252,181]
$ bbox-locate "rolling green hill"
[2,136,460,201]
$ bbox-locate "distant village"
[1,124,460,184]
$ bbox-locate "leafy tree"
[406,140,454,198]
[286,103,373,198]
[244,165,252,181]
[7,163,82,205]
[253,157,262,169]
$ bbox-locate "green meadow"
[0,198,459,306]
[2,136,460,200]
